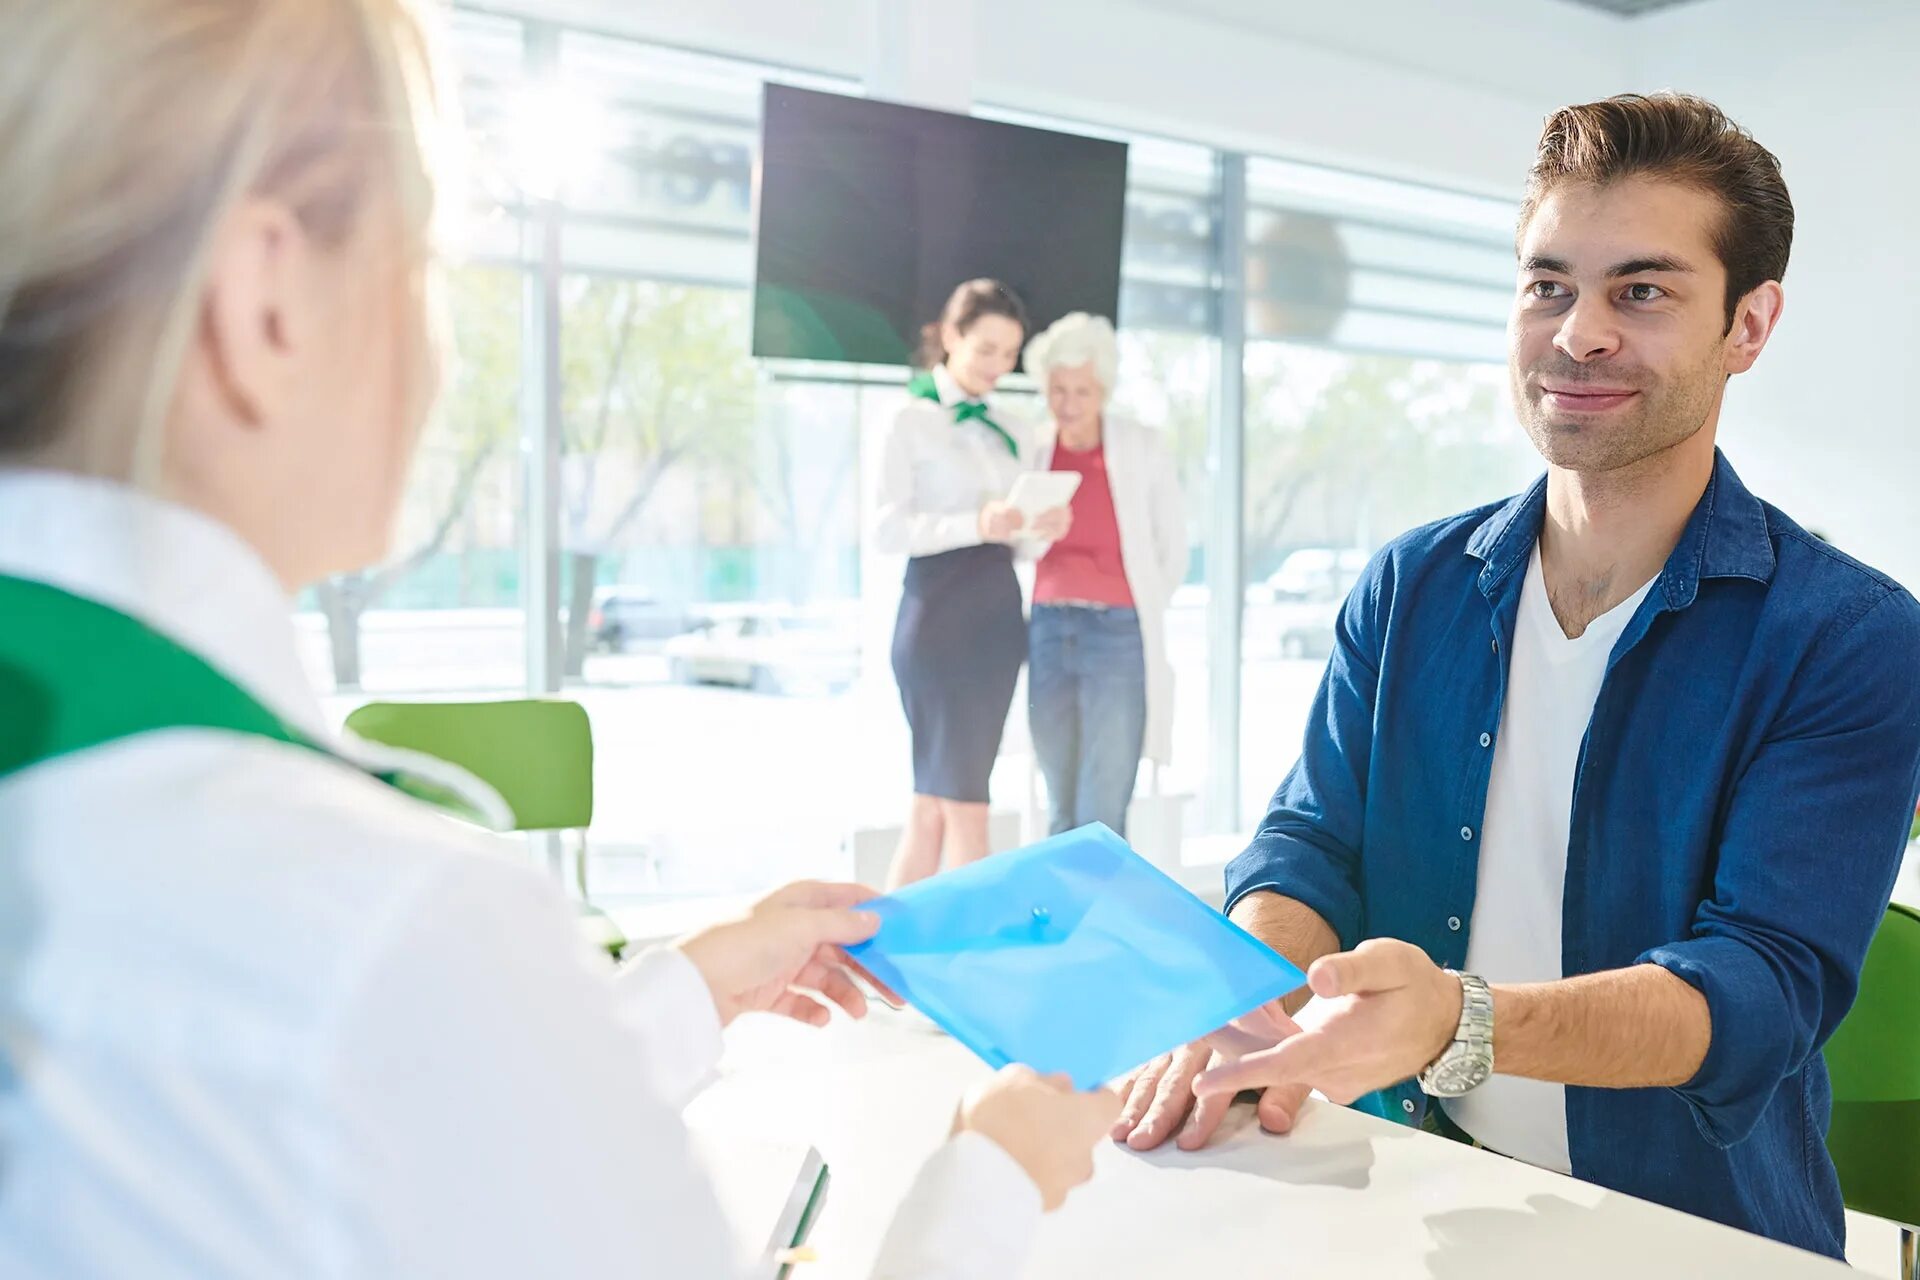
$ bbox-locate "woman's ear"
[198,198,306,430]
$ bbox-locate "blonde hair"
[0,0,448,481]
[1024,312,1119,403]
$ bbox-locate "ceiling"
[1552,0,1706,13]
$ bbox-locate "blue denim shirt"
[1225,450,1920,1257]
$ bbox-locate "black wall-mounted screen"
[752,84,1129,366]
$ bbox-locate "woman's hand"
[1030,506,1073,542]
[675,881,882,1027]
[956,1066,1123,1211]
[979,500,1026,543]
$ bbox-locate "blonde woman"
[0,3,1117,1276]
[1023,313,1188,837]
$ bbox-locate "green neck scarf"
[908,370,1018,459]
[0,573,495,824]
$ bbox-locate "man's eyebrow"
[1519,253,1698,277]
[1608,255,1695,277]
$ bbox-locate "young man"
[1116,93,1920,1259]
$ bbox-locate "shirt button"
[1479,732,1492,748]
[1448,916,1462,931]
[1491,638,1498,653]
[1402,1098,1417,1115]
[1460,826,1474,841]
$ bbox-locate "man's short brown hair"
[1520,92,1793,332]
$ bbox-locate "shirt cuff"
[869,1131,1043,1280]
[611,946,725,1109]
[1222,833,1363,952]
[911,511,985,558]
[1638,934,1793,1148]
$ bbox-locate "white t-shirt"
[1442,543,1655,1174]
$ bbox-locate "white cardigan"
[1033,411,1189,766]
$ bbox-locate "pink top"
[1034,439,1134,608]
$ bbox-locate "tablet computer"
[1006,470,1081,519]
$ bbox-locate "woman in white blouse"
[873,280,1070,888]
[0,4,1118,1276]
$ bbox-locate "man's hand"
[1193,939,1460,1105]
[1111,1001,1313,1152]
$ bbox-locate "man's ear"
[1724,280,1784,377]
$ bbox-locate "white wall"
[968,0,1620,198]
[471,0,1623,197]
[1126,0,1628,112]
[463,0,878,83]
[1633,0,1920,590]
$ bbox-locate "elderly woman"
[1024,314,1188,838]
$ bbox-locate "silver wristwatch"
[1417,971,1495,1098]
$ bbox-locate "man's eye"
[1625,283,1666,303]
[1528,280,1568,301]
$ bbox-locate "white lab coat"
[1033,412,1189,766]
[0,471,1041,1279]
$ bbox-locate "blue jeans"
[1028,604,1147,837]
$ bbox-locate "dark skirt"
[891,543,1028,803]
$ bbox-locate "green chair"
[344,699,625,955]
[1825,901,1920,1280]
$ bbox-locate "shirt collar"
[0,469,331,741]
[1466,448,1776,608]
[931,363,977,408]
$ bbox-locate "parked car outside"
[1261,547,1368,659]
[590,587,693,654]
[663,604,860,695]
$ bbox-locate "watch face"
[1430,1049,1494,1096]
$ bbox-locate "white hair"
[1024,312,1119,402]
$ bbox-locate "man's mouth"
[1540,385,1639,413]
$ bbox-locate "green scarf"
[908,370,1018,459]
[0,573,495,824]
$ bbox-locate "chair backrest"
[345,699,593,833]
[1828,902,1920,1104]
[1824,901,1920,1229]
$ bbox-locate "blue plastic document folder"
[846,823,1306,1089]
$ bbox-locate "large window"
[543,34,873,897]
[299,9,529,706]
[971,110,1221,858]
[307,7,1534,914]
[1109,138,1219,849]
[299,263,525,704]
[1237,158,1535,825]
